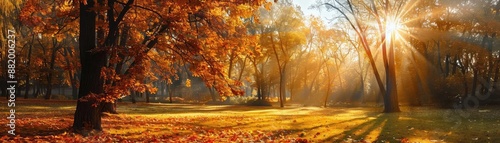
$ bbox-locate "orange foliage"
[21,0,268,101]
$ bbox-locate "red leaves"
[313,132,320,138]
[19,0,42,27]
[4,112,319,142]
[295,138,309,143]
[401,137,410,143]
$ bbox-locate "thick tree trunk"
[383,36,400,113]
[73,0,106,134]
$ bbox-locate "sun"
[386,20,401,35]
[385,17,403,41]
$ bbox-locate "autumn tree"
[60,0,269,133]
[415,0,500,105]
[0,0,22,98]
[257,0,306,107]
[320,0,426,112]
[19,0,80,100]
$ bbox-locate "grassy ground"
[1,99,500,142]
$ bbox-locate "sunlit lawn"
[1,99,500,142]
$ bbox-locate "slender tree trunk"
[73,0,105,133]
[130,91,137,103]
[160,80,165,96]
[62,46,79,100]
[45,47,58,100]
[471,69,478,97]
[146,91,150,103]
[72,82,78,100]
[209,86,217,102]
[168,84,173,103]
[278,70,285,107]
[437,41,444,75]
[324,73,331,107]
[252,61,263,100]
[445,54,450,77]
[24,35,34,99]
[34,82,40,98]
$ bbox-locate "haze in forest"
[1,0,500,142]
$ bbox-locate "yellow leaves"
[235,4,253,18]
[185,79,192,87]
[264,2,273,11]
[209,7,224,17]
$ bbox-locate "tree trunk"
[62,46,79,100]
[383,35,400,113]
[130,91,137,103]
[146,91,150,103]
[34,82,41,98]
[168,84,173,103]
[324,78,331,107]
[209,86,217,102]
[45,46,59,100]
[73,0,106,134]
[160,80,165,96]
[279,71,285,107]
[24,35,34,99]
[471,69,478,97]
[445,54,450,77]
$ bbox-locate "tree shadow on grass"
[238,112,383,142]
[320,112,463,142]
[321,113,386,141]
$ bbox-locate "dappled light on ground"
[1,100,500,142]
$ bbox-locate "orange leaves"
[19,0,270,101]
[55,34,64,42]
[233,4,253,18]
[19,0,41,27]
[264,2,273,10]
